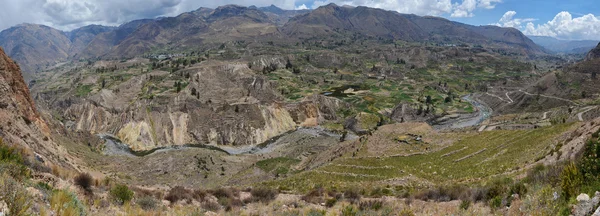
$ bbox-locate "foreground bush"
[560,162,582,199]
[165,186,193,204]
[74,172,93,193]
[359,200,383,211]
[344,188,361,204]
[250,187,278,203]
[137,196,157,210]
[110,184,134,205]
[0,174,31,215]
[50,189,85,216]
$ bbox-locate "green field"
[266,123,577,192]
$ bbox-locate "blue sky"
[1,0,599,40]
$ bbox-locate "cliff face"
[52,62,347,151]
[0,47,44,128]
[0,47,61,165]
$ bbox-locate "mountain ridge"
[0,4,546,72]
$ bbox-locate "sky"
[0,0,599,40]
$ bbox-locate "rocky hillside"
[586,43,600,61]
[33,59,347,151]
[0,24,71,77]
[1,4,548,71]
[77,19,153,59]
[105,5,279,58]
[0,24,113,77]
[284,4,545,54]
[255,4,310,26]
[0,47,77,170]
[66,25,116,57]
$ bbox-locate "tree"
[174,81,182,93]
[426,95,432,104]
[445,96,452,103]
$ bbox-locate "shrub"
[250,187,278,203]
[0,162,30,181]
[359,200,383,211]
[193,189,208,202]
[341,205,358,216]
[560,162,582,199]
[201,200,221,212]
[306,209,326,216]
[399,208,416,216]
[210,188,235,199]
[302,187,324,204]
[489,196,502,209]
[414,185,470,202]
[50,190,85,216]
[509,182,527,196]
[133,187,162,199]
[486,178,512,201]
[0,139,24,164]
[344,188,361,204]
[0,174,31,215]
[165,186,193,204]
[218,197,243,212]
[470,187,488,202]
[110,184,134,205]
[459,200,471,210]
[137,196,157,210]
[527,163,563,186]
[370,187,392,198]
[325,198,337,208]
[74,173,93,193]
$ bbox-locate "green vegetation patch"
[256,157,301,176]
[75,84,93,97]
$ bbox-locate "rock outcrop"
[0,47,46,130]
[55,62,347,151]
[586,43,600,61]
[389,103,434,123]
[574,192,600,216]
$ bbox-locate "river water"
[432,94,492,130]
[98,127,357,157]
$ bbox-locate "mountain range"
[0,4,545,78]
[528,36,599,54]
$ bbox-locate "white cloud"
[478,0,501,9]
[295,4,308,10]
[451,0,477,18]
[451,0,502,18]
[312,0,453,16]
[492,11,536,29]
[523,11,600,40]
[311,0,499,18]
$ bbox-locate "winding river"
[432,94,493,130]
[99,94,490,157]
